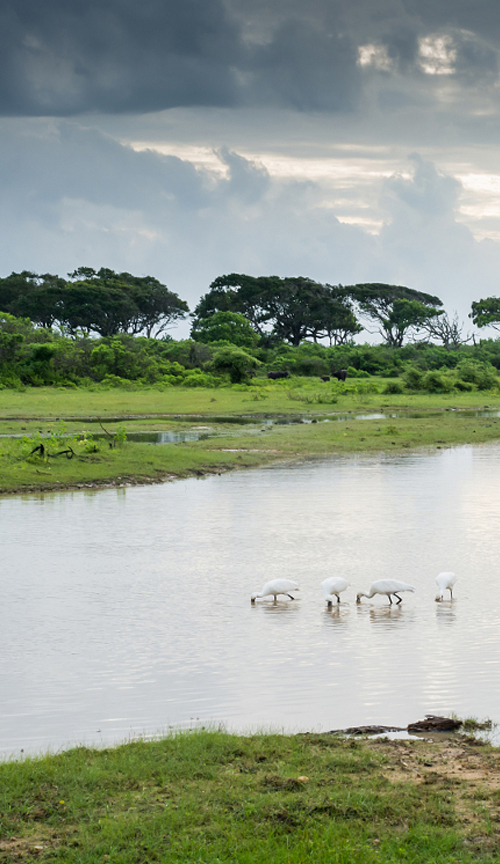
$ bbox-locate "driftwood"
[30,444,74,459]
[328,715,463,736]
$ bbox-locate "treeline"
[2,266,500,391]
[3,266,500,348]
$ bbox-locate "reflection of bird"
[251,579,300,603]
[321,577,349,606]
[435,572,457,602]
[356,579,415,605]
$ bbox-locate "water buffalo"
[320,376,330,382]
[267,371,289,380]
[332,369,347,381]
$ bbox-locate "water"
[2,443,500,757]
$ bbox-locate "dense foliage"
[2,308,500,392]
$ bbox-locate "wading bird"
[356,579,415,605]
[251,579,300,603]
[435,572,457,602]
[321,577,349,606]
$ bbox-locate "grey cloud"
[1,121,500,333]
[383,153,462,217]
[5,0,500,118]
[0,0,243,115]
[0,0,363,117]
[249,18,360,112]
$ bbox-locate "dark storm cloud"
[0,0,359,116]
[0,0,243,115]
[1,0,500,116]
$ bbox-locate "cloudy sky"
[2,0,500,338]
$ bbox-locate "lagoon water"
[2,443,500,756]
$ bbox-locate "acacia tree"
[193,274,362,346]
[346,283,443,347]
[0,268,189,337]
[470,297,500,332]
[63,268,189,337]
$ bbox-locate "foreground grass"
[1,730,499,863]
[1,382,500,494]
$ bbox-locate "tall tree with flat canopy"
[65,268,189,337]
[193,274,362,346]
[346,283,443,347]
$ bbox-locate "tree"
[0,272,66,329]
[308,286,362,345]
[193,274,362,346]
[194,274,277,335]
[191,311,259,347]
[346,283,443,347]
[424,311,472,350]
[65,268,189,337]
[470,297,500,332]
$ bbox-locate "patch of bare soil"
[370,738,500,852]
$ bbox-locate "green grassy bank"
[1,382,500,494]
[1,730,499,863]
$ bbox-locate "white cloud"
[418,35,457,75]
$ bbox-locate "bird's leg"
[449,588,453,599]
[336,595,341,604]
[388,595,393,604]
[287,594,295,600]
[394,593,402,604]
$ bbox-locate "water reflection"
[435,603,457,626]
[3,443,500,756]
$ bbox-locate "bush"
[422,370,454,393]
[210,346,260,384]
[454,360,499,390]
[383,379,405,394]
[403,367,424,390]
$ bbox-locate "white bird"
[435,572,457,602]
[251,579,300,603]
[321,577,349,606]
[356,579,415,605]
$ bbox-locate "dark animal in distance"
[267,371,289,380]
[320,376,330,382]
[332,369,347,381]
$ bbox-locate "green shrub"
[403,367,424,390]
[210,346,260,384]
[383,379,405,394]
[455,360,499,390]
[454,379,474,392]
[422,370,454,393]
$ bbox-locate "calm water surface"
[2,444,500,756]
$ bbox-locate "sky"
[2,0,500,340]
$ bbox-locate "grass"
[1,381,500,494]
[1,730,500,863]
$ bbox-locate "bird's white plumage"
[435,571,457,601]
[321,577,349,605]
[356,579,415,604]
[251,578,300,602]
